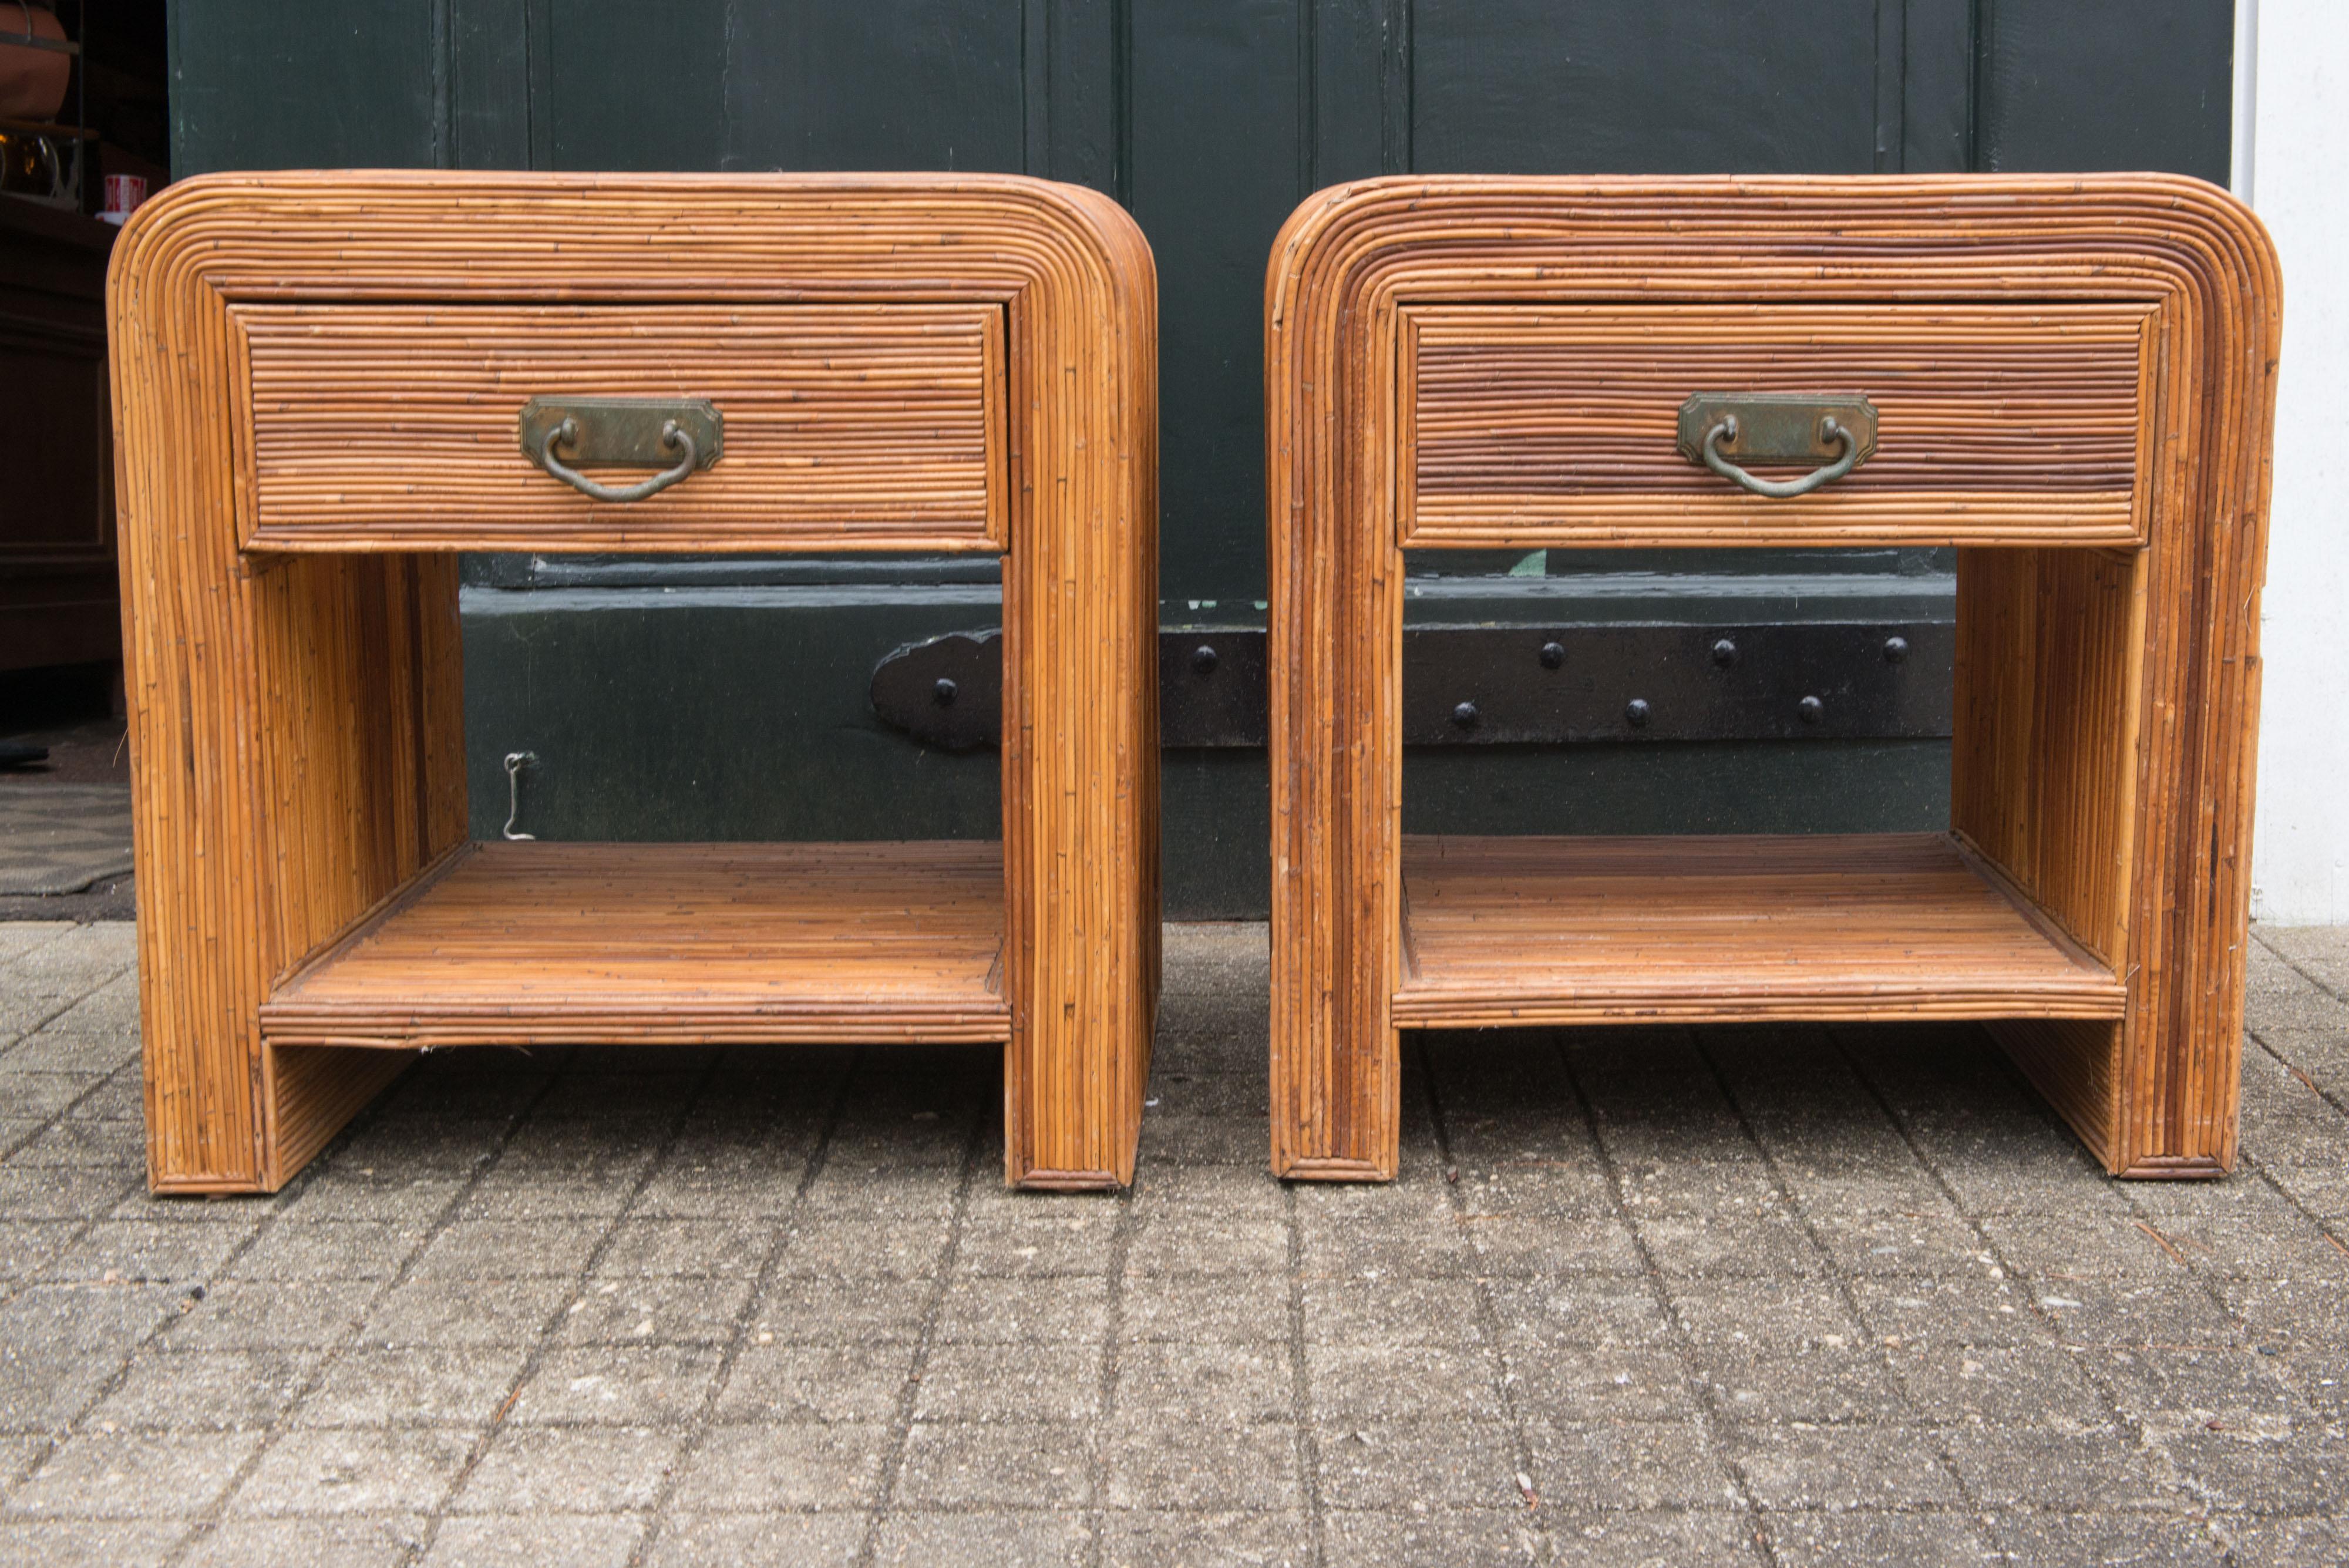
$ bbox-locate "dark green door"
[170,0,2235,914]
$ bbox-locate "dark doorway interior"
[2,0,166,735]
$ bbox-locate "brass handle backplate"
[519,397,723,503]
[1677,392,1877,500]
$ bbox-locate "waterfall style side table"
[1265,176,2279,1180]
[112,173,1159,1193]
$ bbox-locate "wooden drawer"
[1399,302,2159,549]
[233,302,1006,553]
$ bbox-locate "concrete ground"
[0,920,2343,1566]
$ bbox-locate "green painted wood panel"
[449,0,530,169]
[170,0,442,172]
[723,6,1027,173]
[1980,0,2235,184]
[1410,0,1882,174]
[542,0,728,169]
[1132,0,1304,605]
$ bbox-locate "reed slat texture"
[1950,546,2144,968]
[263,842,1010,1047]
[111,173,1158,1193]
[239,303,1004,551]
[1395,833,2128,1027]
[1403,303,2152,546]
[1266,176,2279,1182]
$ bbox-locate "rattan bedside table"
[1264,175,2279,1182]
[112,172,1159,1193]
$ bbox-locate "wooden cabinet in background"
[0,196,115,674]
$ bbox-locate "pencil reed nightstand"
[112,172,1159,1193]
[1265,176,2279,1182]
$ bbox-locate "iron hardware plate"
[870,622,1951,750]
[1160,633,1273,748]
[517,397,724,472]
[1398,621,1947,743]
[869,631,1001,752]
[1676,392,1877,469]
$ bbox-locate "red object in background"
[0,2,71,122]
[99,171,143,224]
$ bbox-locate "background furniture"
[111,172,1159,1193]
[1267,176,2280,1180]
[2,0,165,687]
[0,195,113,674]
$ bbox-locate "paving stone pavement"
[0,917,2343,1566]
[0,786,133,896]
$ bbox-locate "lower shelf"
[263,840,1011,1048]
[1395,832,2126,1028]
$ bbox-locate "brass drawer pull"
[519,396,723,503]
[1677,392,1876,500]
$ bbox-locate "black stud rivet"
[1538,641,1566,669]
[1712,638,1738,667]
[1799,695,1824,724]
[1883,635,1909,664]
[1625,698,1651,728]
[933,678,958,706]
[1452,701,1479,729]
[1191,644,1219,675]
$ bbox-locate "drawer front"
[1400,302,2158,549]
[235,304,1005,552]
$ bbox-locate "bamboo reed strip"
[1393,832,2129,1027]
[238,302,1004,550]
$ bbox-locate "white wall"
[2242,0,2349,924]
